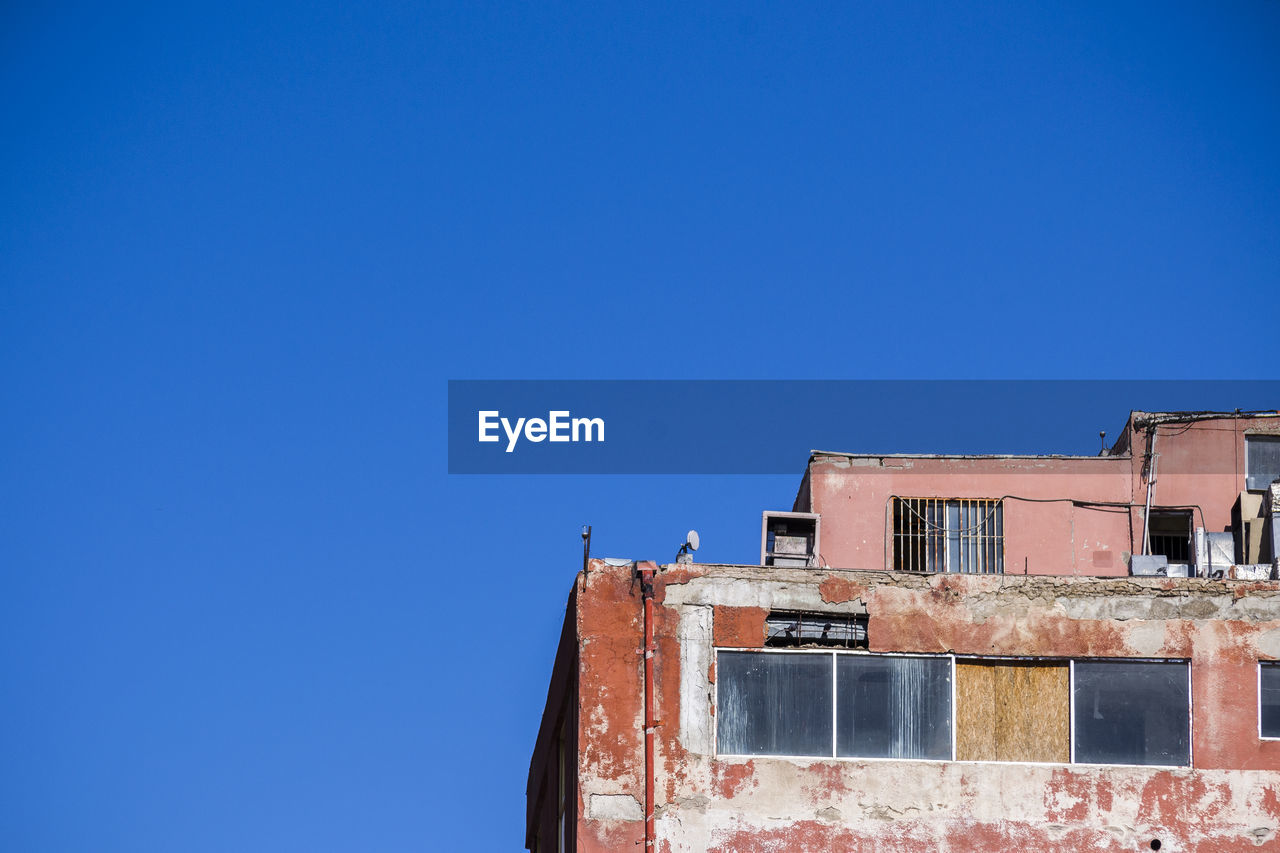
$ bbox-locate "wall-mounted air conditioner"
[761,511,820,568]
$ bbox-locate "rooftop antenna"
[676,529,700,564]
[582,525,592,576]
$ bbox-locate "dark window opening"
[762,512,819,568]
[1148,511,1192,563]
[765,611,867,649]
[715,650,952,760]
[716,651,833,756]
[715,653,1195,767]
[836,655,952,760]
[1261,662,1280,738]
[1072,660,1190,766]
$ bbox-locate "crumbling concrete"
[558,560,1280,853]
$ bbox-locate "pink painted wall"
[1125,416,1278,546]
[805,413,1280,577]
[808,456,1133,575]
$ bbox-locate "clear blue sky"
[2,3,1278,851]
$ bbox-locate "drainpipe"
[637,563,657,851]
[1141,427,1160,556]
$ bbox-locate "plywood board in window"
[956,660,1069,763]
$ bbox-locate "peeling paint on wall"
[547,560,1280,853]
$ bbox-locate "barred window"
[893,498,1004,574]
[1148,511,1191,563]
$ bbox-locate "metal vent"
[765,611,867,648]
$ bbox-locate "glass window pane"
[946,502,960,573]
[837,655,952,760]
[1072,660,1190,766]
[1262,663,1280,738]
[1248,435,1280,491]
[717,651,833,756]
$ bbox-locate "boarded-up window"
[956,660,1069,763]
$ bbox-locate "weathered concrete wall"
[568,561,1280,853]
[573,564,647,852]
[656,761,1280,853]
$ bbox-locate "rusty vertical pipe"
[639,565,656,851]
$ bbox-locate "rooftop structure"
[527,410,1280,853]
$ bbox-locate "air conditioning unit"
[1130,554,1169,576]
[761,511,820,568]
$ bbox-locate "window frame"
[1245,433,1280,492]
[891,497,1005,574]
[1147,510,1193,564]
[713,649,1194,768]
[1068,658,1193,768]
[764,610,868,649]
[1260,661,1280,741]
[714,647,957,763]
[952,655,1072,764]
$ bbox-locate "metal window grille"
[1149,534,1190,562]
[893,497,1004,574]
[1148,511,1191,563]
[765,611,867,648]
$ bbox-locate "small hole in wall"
[1149,840,1161,851]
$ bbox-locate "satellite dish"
[686,530,700,551]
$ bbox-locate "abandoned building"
[527,410,1280,852]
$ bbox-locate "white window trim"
[1069,658,1075,765]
